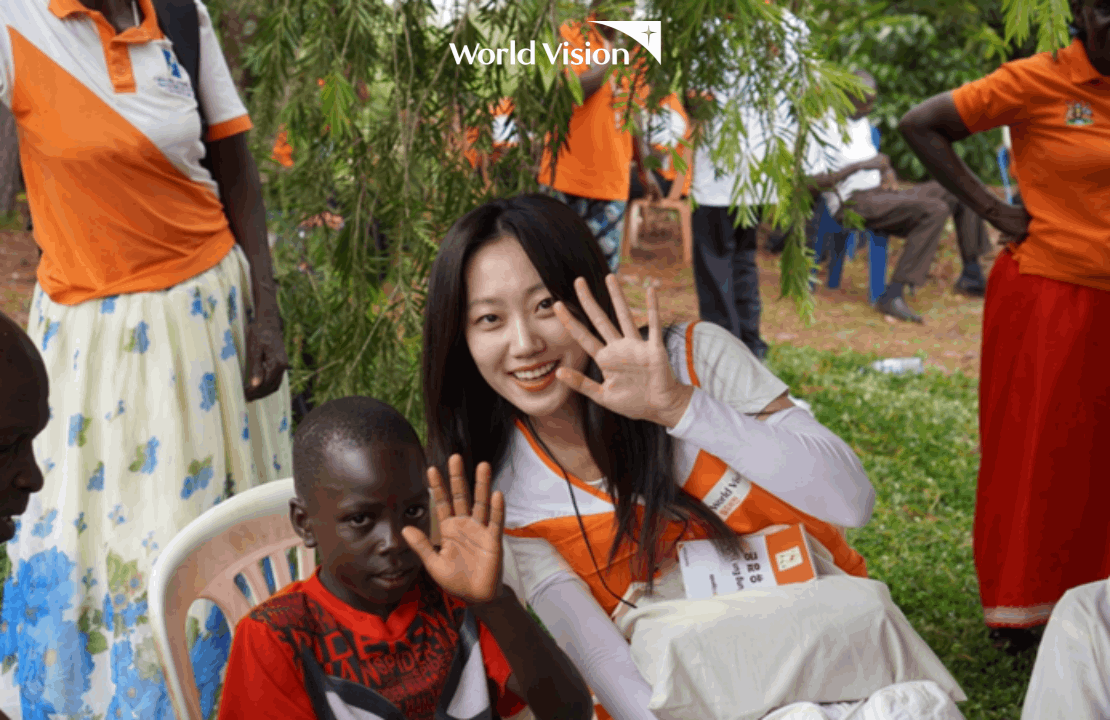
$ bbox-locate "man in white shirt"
[690,11,817,359]
[809,71,991,323]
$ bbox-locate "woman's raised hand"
[553,275,694,429]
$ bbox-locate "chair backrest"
[150,477,443,720]
[149,478,313,720]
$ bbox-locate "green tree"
[237,0,1075,433]
[242,0,867,432]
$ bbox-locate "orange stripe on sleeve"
[685,321,700,387]
[207,114,253,142]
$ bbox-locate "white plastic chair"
[148,478,314,720]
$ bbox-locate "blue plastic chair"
[997,146,1014,204]
[812,126,889,304]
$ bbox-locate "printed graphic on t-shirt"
[1066,100,1094,126]
[247,574,495,720]
[157,47,194,99]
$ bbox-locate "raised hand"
[400,454,504,605]
[553,275,694,429]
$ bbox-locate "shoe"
[875,295,923,323]
[989,626,1043,656]
[954,275,986,297]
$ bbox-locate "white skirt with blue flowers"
[0,245,292,720]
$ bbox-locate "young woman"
[422,194,876,719]
[0,0,291,716]
[899,0,1110,651]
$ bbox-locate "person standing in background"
[899,0,1110,653]
[538,1,661,274]
[0,0,292,716]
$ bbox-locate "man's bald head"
[0,311,49,542]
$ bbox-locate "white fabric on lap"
[764,681,964,720]
[615,576,965,720]
[1021,577,1110,720]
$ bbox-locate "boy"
[218,396,592,720]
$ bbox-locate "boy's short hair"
[292,397,423,500]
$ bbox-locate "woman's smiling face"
[464,236,590,420]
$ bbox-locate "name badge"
[677,524,817,600]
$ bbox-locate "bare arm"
[473,587,593,720]
[206,133,289,401]
[631,115,662,201]
[899,92,1029,238]
[806,156,885,192]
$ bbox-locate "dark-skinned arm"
[472,586,593,720]
[899,92,1030,238]
[205,133,289,401]
[632,115,663,201]
[806,155,886,192]
[668,141,690,200]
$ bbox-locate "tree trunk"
[0,105,21,217]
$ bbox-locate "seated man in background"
[809,70,992,323]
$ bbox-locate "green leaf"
[86,630,109,655]
[566,70,584,107]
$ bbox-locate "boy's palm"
[401,455,505,605]
[425,515,502,604]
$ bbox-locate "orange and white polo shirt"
[496,321,869,619]
[952,38,1110,292]
[1,0,252,305]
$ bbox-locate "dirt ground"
[618,200,1004,379]
[0,193,999,379]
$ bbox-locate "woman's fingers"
[573,277,622,343]
[447,454,472,516]
[555,366,605,404]
[606,274,640,339]
[472,461,492,525]
[554,302,605,357]
[425,466,454,524]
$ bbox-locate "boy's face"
[0,328,49,542]
[292,442,432,617]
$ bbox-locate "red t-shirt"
[218,570,526,720]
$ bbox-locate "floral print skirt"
[0,245,292,719]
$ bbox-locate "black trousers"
[692,205,767,359]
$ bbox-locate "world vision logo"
[449,20,661,66]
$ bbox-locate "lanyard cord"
[524,416,637,611]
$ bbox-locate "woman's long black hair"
[423,194,740,592]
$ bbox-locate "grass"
[766,344,1034,720]
[0,340,1033,717]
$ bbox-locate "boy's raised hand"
[401,454,504,605]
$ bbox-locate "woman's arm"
[899,92,1029,239]
[665,322,874,527]
[530,572,662,720]
[670,391,875,527]
[206,133,289,401]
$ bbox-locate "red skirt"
[976,250,1110,628]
